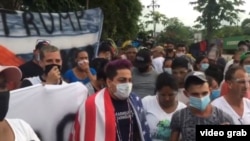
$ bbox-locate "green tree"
[22,0,84,12]
[115,0,143,40]
[137,21,151,42]
[157,17,193,44]
[241,18,250,35]
[214,26,243,38]
[90,0,142,41]
[144,11,168,37]
[190,0,245,40]
[0,0,22,10]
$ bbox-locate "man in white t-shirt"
[0,65,40,141]
[151,46,165,74]
[142,72,186,141]
[212,65,250,124]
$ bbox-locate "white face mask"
[176,52,184,57]
[163,68,172,74]
[120,54,127,59]
[114,83,133,100]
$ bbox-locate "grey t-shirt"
[170,106,234,141]
[132,67,158,98]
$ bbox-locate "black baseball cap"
[135,49,151,68]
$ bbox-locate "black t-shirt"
[111,98,139,141]
[19,60,43,80]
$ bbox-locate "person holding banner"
[70,59,152,141]
[20,45,66,88]
[0,65,40,141]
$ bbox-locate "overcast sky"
[140,0,250,28]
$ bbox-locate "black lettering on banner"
[56,113,76,141]
[59,12,75,31]
[22,11,40,36]
[0,9,17,36]
[39,12,55,34]
[74,11,84,31]
[196,125,250,141]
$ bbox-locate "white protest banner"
[0,8,103,57]
[6,82,88,141]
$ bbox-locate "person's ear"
[106,78,112,88]
[209,87,212,94]
[226,80,233,89]
[38,59,45,69]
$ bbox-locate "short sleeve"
[90,68,97,75]
[63,69,78,83]
[218,109,235,125]
[63,70,72,81]
[170,110,182,132]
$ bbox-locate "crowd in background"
[1,39,250,141]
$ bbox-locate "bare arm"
[169,130,180,141]
[86,69,96,84]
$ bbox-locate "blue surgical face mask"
[210,89,220,101]
[244,65,250,74]
[200,63,209,71]
[163,68,172,74]
[189,94,211,111]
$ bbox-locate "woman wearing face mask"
[63,49,96,84]
[194,55,209,72]
[162,57,173,74]
[206,75,220,101]
[0,65,40,141]
[142,72,186,141]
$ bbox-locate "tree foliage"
[89,0,143,40]
[214,26,243,38]
[144,11,168,28]
[0,0,143,41]
[0,0,22,10]
[22,0,84,12]
[157,17,193,44]
[190,0,245,40]
[241,18,250,35]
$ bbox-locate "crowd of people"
[1,39,250,141]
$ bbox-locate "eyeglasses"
[36,39,51,44]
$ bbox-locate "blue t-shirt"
[63,68,96,84]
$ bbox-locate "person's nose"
[165,96,170,101]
